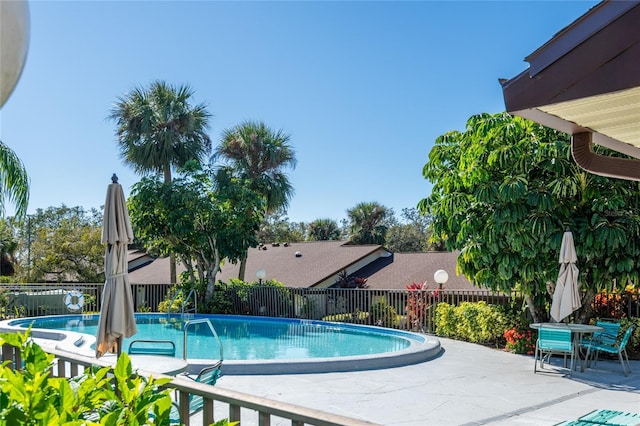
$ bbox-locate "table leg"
[575,332,594,373]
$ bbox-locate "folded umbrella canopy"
[95,174,137,358]
[550,229,582,322]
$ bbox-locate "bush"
[0,329,173,425]
[208,278,293,316]
[157,286,184,313]
[369,298,398,328]
[503,327,535,354]
[604,316,640,359]
[208,279,248,314]
[435,301,507,345]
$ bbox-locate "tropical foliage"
[435,301,507,344]
[128,162,264,301]
[346,201,394,245]
[109,80,212,284]
[385,208,435,252]
[0,218,19,278]
[212,120,296,280]
[108,80,212,183]
[18,206,103,283]
[213,120,296,213]
[0,140,29,219]
[0,330,173,425]
[257,209,305,244]
[307,218,342,241]
[420,112,640,321]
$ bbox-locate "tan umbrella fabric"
[550,230,582,322]
[95,176,137,358]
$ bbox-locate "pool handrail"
[168,288,198,318]
[183,318,223,363]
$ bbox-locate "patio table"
[530,323,603,372]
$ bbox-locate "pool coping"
[0,314,442,375]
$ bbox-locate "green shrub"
[158,284,192,313]
[369,298,398,328]
[435,301,507,345]
[614,317,640,358]
[208,278,292,316]
[0,329,173,425]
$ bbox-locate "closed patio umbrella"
[550,229,582,322]
[95,174,137,358]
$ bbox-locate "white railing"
[0,343,380,426]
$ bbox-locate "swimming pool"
[2,313,441,374]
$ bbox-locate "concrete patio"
[213,336,640,425]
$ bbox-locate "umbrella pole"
[117,336,122,358]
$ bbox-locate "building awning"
[500,0,640,180]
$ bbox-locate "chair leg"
[534,345,539,374]
[619,350,631,376]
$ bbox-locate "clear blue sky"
[0,0,598,224]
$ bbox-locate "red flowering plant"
[333,270,369,288]
[503,327,535,355]
[405,282,439,331]
[592,285,638,319]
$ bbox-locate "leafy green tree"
[212,120,296,280]
[108,80,212,284]
[307,218,342,241]
[128,162,264,301]
[20,206,103,283]
[385,207,434,252]
[257,209,305,243]
[346,201,395,245]
[419,112,640,322]
[0,140,29,219]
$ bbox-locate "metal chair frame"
[534,327,576,377]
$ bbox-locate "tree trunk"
[574,290,596,324]
[237,251,248,282]
[205,249,222,301]
[163,166,177,284]
[524,293,548,323]
[170,255,177,284]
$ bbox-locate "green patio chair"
[584,326,635,376]
[589,321,621,346]
[534,326,575,377]
[581,321,620,366]
[578,409,640,425]
[170,362,223,424]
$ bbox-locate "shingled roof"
[357,251,478,291]
[127,241,479,290]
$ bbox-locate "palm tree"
[308,218,341,241]
[0,140,29,219]
[212,120,296,280]
[108,81,212,282]
[346,202,394,245]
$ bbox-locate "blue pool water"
[11,313,417,361]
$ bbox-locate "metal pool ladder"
[182,318,224,364]
[167,288,198,318]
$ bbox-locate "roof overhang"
[501,0,640,180]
